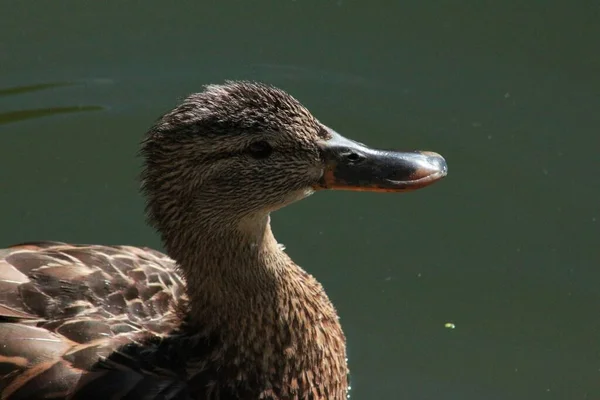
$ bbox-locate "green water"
[1,2,599,399]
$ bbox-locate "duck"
[0,81,447,400]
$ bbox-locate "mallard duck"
[0,81,447,400]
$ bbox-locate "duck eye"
[248,141,273,159]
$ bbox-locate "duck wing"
[0,241,189,399]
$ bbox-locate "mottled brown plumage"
[0,81,447,399]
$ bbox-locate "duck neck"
[172,213,286,325]
[165,212,348,399]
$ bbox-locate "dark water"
[1,2,599,399]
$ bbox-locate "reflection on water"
[0,106,104,125]
[0,82,104,125]
[0,82,76,97]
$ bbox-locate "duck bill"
[315,128,448,192]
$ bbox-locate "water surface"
[1,2,599,399]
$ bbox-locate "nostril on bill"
[346,152,364,163]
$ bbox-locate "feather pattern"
[0,242,189,399]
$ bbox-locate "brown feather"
[1,82,351,399]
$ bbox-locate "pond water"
[1,2,599,399]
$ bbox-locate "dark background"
[1,1,599,399]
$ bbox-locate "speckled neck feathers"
[175,219,348,399]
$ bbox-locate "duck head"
[140,81,447,400]
[141,81,447,239]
